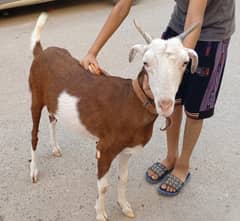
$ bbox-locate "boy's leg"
[164,105,183,167]
[147,105,183,180]
[160,117,203,192]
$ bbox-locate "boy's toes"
[147,170,158,180]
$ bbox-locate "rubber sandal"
[157,172,191,196]
[145,162,172,184]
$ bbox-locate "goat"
[29,13,198,221]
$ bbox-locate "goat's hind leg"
[30,102,43,183]
[48,114,62,157]
[117,151,135,218]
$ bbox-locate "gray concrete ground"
[0,1,239,221]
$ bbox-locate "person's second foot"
[159,163,190,194]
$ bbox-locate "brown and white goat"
[29,13,198,221]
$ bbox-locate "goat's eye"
[143,61,149,67]
[183,61,189,67]
[165,52,171,57]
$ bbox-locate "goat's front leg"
[95,153,113,221]
[117,151,135,218]
[49,114,62,157]
[96,173,109,221]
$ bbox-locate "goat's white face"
[129,37,198,117]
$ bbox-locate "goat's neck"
[134,68,171,131]
[132,68,157,116]
[136,68,154,100]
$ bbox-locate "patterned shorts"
[162,27,230,119]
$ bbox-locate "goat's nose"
[158,99,173,110]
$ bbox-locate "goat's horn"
[134,19,153,44]
[178,23,200,42]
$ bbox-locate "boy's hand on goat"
[80,53,100,74]
[89,63,101,75]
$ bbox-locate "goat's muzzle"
[158,99,173,111]
[156,97,174,118]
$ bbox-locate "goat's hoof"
[118,201,135,218]
[52,148,62,157]
[30,169,38,183]
[103,211,109,220]
[31,176,38,183]
[122,207,135,218]
[96,214,109,221]
[30,161,39,183]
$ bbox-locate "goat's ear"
[129,44,147,62]
[186,48,198,73]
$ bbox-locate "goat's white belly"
[55,91,98,141]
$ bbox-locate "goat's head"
[129,21,198,117]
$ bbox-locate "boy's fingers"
[89,63,101,75]
[88,64,94,73]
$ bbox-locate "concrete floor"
[0,1,239,221]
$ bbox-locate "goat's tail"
[31,12,48,57]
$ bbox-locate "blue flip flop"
[145,162,172,184]
[157,172,191,196]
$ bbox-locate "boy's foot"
[145,160,174,184]
[158,169,191,196]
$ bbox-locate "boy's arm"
[183,0,208,49]
[81,0,133,71]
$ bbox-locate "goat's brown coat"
[29,43,157,179]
